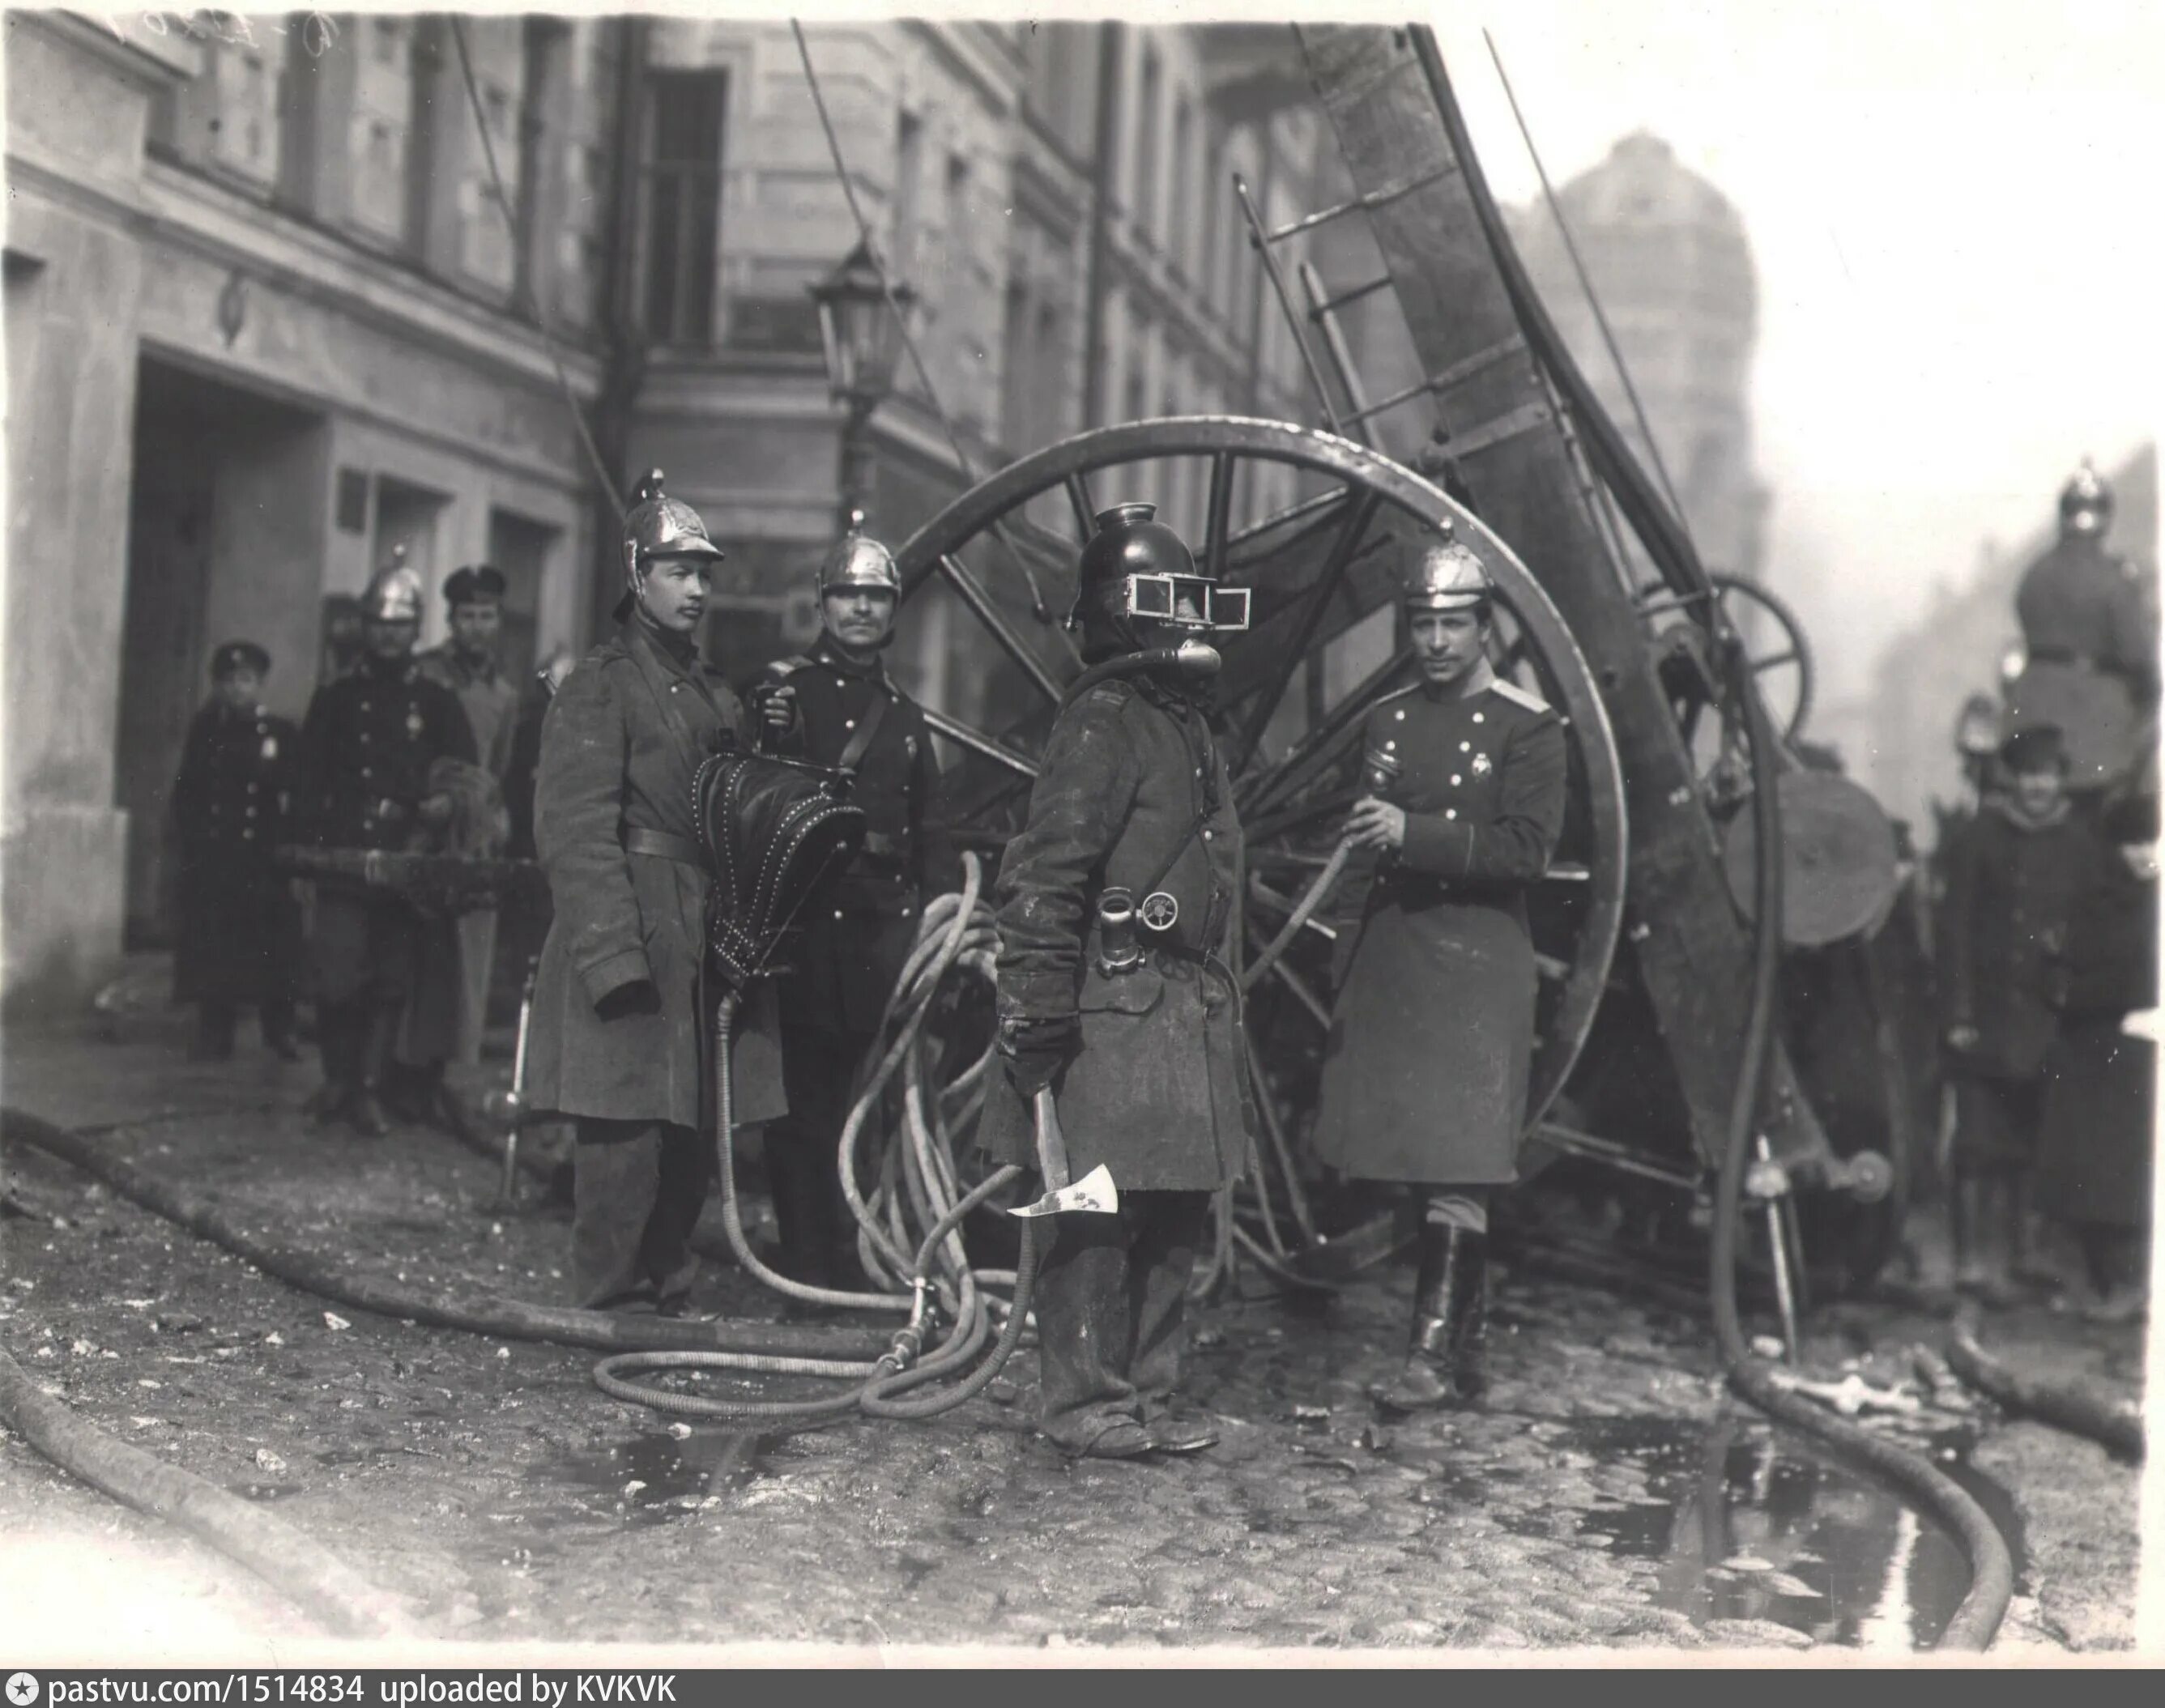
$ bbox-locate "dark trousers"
[769,1024,876,1275]
[1032,1187,1209,1452]
[573,1118,712,1310]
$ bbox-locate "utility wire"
[791,19,1057,624]
[1483,28,1694,550]
[449,16,626,520]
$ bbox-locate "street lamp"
[809,238,916,532]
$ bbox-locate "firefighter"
[2008,461,2158,795]
[1939,722,2098,1304]
[1312,530,1568,1413]
[978,500,1251,1460]
[401,565,520,1131]
[750,522,958,1287]
[170,640,304,1062]
[297,559,478,1137]
[522,471,787,1314]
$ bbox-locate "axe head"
[1010,1164,1119,1219]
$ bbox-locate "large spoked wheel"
[892,417,1627,1180]
[1710,573,1815,745]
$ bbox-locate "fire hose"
[590,854,1046,1425]
[1707,645,2014,1651]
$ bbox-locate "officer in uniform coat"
[297,560,478,1136]
[1938,723,2096,1301]
[523,472,787,1314]
[170,640,304,1060]
[405,564,521,1126]
[981,501,1252,1460]
[2008,461,2158,796]
[753,522,957,1286]
[1313,530,1568,1412]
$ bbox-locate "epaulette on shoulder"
[1489,678,1551,715]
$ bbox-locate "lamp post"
[809,238,916,535]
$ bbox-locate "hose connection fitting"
[1095,887,1144,976]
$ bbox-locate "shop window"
[642,71,727,347]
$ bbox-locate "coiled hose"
[592,851,1043,1425]
[1710,650,2014,1651]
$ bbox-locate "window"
[999,280,1033,453]
[643,72,726,346]
[1133,44,1161,241]
[1201,125,1225,313]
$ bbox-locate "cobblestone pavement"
[0,1026,2146,1659]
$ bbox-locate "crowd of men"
[165,457,2150,1460]
[1931,461,2156,1324]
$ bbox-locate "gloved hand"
[1001,1014,1080,1097]
[750,681,799,744]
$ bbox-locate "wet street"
[0,1024,2146,1658]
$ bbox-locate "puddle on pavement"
[1539,1415,2027,1649]
[534,1430,778,1526]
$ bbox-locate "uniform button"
[360,732,371,743]
[1451,774,1462,786]
[833,909,845,921]
[1395,709,1406,721]
[1384,739,1396,752]
[1472,712,1485,723]
[901,906,913,918]
[242,828,255,841]
[1460,741,1471,752]
[1446,809,1458,820]
[845,719,856,730]
[361,767,373,779]
[247,782,259,794]
[245,806,258,818]
[1203,829,1214,841]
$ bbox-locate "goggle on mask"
[1121,573,1251,633]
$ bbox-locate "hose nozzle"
[1172,640,1221,677]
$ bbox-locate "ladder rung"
[1255,162,1457,247]
[1427,332,1531,394]
[1340,374,1438,428]
[1440,398,1553,459]
[1307,274,1396,319]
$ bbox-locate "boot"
[261,1001,301,1063]
[304,1003,356,1125]
[348,1005,401,1139]
[766,1131,843,1288]
[1372,1224,1487,1415]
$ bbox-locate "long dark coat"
[170,701,304,1004]
[978,676,1252,1190]
[2037,839,2157,1230]
[1313,678,1568,1186]
[297,656,477,1010]
[524,620,785,1132]
[767,637,959,1037]
[1937,801,2096,1082]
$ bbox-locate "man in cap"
[1938,722,2097,1303]
[2007,461,2159,796]
[1312,527,1568,1413]
[401,564,522,1130]
[978,500,1251,1460]
[170,641,305,1061]
[296,552,479,1136]
[522,473,787,1314]
[750,515,957,1288]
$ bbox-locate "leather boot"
[765,1131,842,1288]
[349,1005,400,1139]
[1373,1224,1487,1415]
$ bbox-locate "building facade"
[4,14,1334,1006]
[1511,132,1771,589]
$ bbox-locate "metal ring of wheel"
[890,416,1626,1130]
[1710,573,1816,745]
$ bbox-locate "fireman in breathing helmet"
[978,501,1254,1460]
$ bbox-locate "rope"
[448,16,627,520]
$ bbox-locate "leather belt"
[623,827,704,867]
